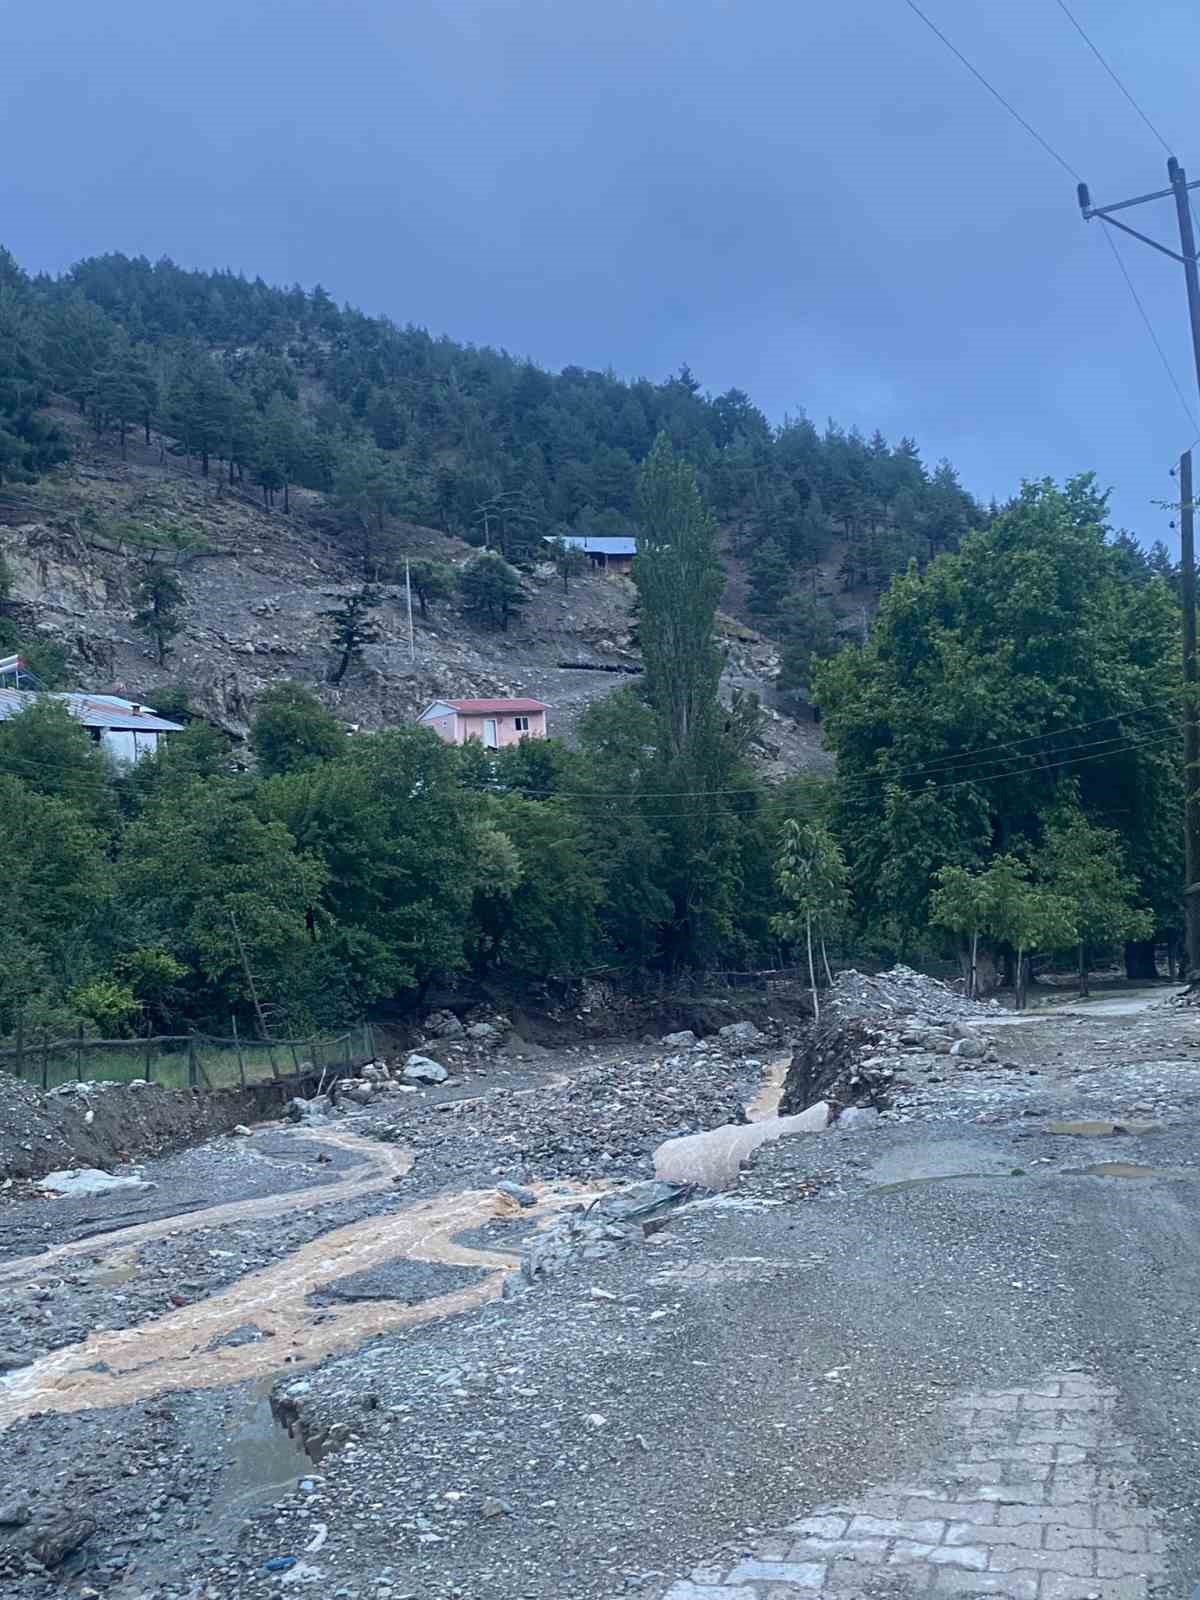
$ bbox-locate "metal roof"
[421,698,548,717]
[548,535,637,556]
[0,689,183,733]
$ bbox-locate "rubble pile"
[829,964,1001,1025]
[519,1182,693,1282]
[384,1049,758,1182]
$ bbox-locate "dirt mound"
[0,1073,291,1184]
[829,964,1001,1025]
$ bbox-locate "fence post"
[187,1033,198,1090]
[41,1032,49,1092]
[14,1018,23,1081]
[76,1024,84,1083]
[289,1041,301,1080]
[366,1021,376,1062]
[143,1037,153,1084]
[231,1015,246,1091]
[343,1032,351,1073]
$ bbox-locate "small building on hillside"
[545,534,636,575]
[0,661,183,767]
[417,697,548,749]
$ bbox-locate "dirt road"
[1,991,1197,1600]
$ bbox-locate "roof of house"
[547,534,637,556]
[0,689,183,733]
[420,698,548,719]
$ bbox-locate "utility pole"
[1079,157,1200,975]
[405,557,415,664]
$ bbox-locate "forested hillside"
[0,245,994,689]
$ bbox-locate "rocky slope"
[0,406,827,773]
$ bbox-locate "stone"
[403,1054,449,1085]
[361,1060,391,1083]
[662,1031,698,1048]
[480,1497,510,1518]
[496,1180,537,1208]
[37,1167,153,1198]
[287,1095,330,1124]
[718,1022,764,1045]
[467,1022,502,1044]
[0,1349,33,1373]
[0,1497,31,1527]
[951,1037,986,1059]
[424,1010,464,1038]
[338,1080,375,1105]
[24,1509,97,1568]
[231,1124,253,1137]
[836,1106,881,1131]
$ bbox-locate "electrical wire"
[1050,0,1173,156]
[1098,226,1200,436]
[898,0,1082,181]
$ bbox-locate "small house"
[545,534,636,575]
[0,661,183,767]
[417,697,548,749]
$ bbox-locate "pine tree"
[133,561,186,665]
[323,586,382,684]
[459,552,527,631]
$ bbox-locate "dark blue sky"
[6,1,1198,539]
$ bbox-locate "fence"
[0,1021,378,1095]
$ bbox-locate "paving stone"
[1044,1526,1146,1553]
[725,1561,825,1588]
[902,1499,997,1524]
[924,1545,990,1571]
[931,1569,1038,1600]
[1095,1507,1155,1531]
[975,1483,1050,1503]
[951,1461,1050,1486]
[789,1538,888,1565]
[888,1542,939,1564]
[987,1545,1095,1576]
[754,1539,791,1561]
[945,1521,1044,1550]
[787,1517,848,1541]
[1041,1575,1147,1600]
[1095,1549,1154,1578]
[663,1586,757,1599]
[847,1516,945,1543]
[966,1443,1057,1465]
[993,1504,1093,1529]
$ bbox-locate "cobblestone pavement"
[655,1372,1164,1600]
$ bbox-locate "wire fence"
[0,1022,378,1094]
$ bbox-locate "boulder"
[496,1180,537,1208]
[467,1021,502,1044]
[950,1036,986,1059]
[662,1030,698,1048]
[718,1021,764,1045]
[287,1095,330,1124]
[360,1059,391,1083]
[338,1079,375,1105]
[836,1105,882,1131]
[37,1168,153,1199]
[424,1010,464,1039]
[403,1053,449,1085]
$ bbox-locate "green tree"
[1036,804,1152,995]
[0,696,118,833]
[550,538,588,593]
[323,586,382,684]
[0,774,111,1034]
[406,557,456,619]
[89,334,157,456]
[132,561,186,665]
[265,727,477,1006]
[770,818,852,1017]
[776,596,837,696]
[460,551,527,631]
[747,537,792,618]
[252,680,347,776]
[119,780,326,1026]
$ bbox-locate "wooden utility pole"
[1181,450,1200,975]
[405,557,415,664]
[1079,157,1200,975]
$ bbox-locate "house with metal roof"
[544,534,636,574]
[417,697,548,749]
[0,658,183,767]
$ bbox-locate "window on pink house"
[514,716,530,731]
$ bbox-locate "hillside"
[0,401,825,774]
[0,245,985,768]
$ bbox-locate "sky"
[5,0,1200,541]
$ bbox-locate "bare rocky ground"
[1,978,1199,1600]
[0,412,825,774]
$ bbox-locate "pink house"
[417,697,549,748]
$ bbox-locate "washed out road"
[0,986,1197,1600]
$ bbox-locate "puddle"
[871,1171,1024,1195]
[1047,1120,1162,1137]
[1071,1163,1159,1179]
[214,1379,314,1526]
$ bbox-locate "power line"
[1050,0,1173,156]
[1098,225,1200,435]
[898,0,1082,181]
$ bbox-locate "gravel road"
[0,989,1197,1600]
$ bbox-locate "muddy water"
[0,1129,598,1428]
